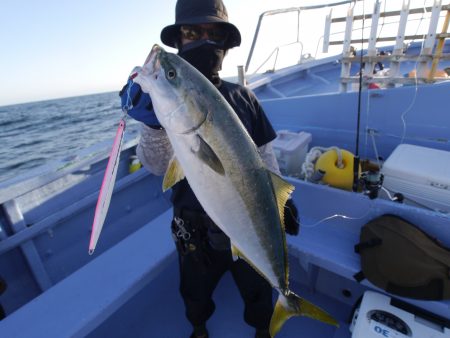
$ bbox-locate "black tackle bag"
[354,214,450,300]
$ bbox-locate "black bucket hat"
[160,0,241,49]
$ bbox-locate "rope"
[301,146,344,180]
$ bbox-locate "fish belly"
[170,132,285,288]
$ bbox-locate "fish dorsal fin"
[194,135,225,175]
[269,172,295,229]
[270,172,295,285]
[162,157,185,192]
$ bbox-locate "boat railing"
[323,0,450,92]
[0,138,141,298]
[244,0,358,76]
[244,1,449,90]
[251,41,304,75]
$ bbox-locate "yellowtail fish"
[133,44,339,336]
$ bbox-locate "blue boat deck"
[2,174,449,337]
[0,207,352,338]
[2,2,450,337]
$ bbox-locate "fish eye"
[166,69,176,80]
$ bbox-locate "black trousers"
[174,223,273,330]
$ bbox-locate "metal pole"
[428,9,450,80]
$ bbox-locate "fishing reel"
[360,170,384,199]
[359,170,405,202]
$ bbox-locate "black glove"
[284,199,300,236]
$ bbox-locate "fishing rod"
[352,0,365,192]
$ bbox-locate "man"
[120,1,299,337]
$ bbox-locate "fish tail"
[269,290,339,337]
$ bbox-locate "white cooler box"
[381,144,450,213]
[350,291,450,338]
[272,130,312,177]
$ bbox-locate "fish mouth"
[144,44,162,79]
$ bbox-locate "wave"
[0,91,130,183]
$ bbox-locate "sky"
[0,0,442,106]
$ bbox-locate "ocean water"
[0,92,140,184]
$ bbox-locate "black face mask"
[179,40,225,86]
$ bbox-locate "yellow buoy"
[315,148,361,190]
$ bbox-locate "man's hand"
[119,76,161,127]
[284,199,300,236]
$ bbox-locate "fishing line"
[411,0,429,45]
[377,0,388,38]
[300,207,374,228]
[363,0,431,160]
[399,2,430,145]
[285,198,373,229]
[398,75,419,145]
[369,129,381,167]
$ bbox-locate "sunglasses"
[180,25,229,42]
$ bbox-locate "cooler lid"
[381,144,450,187]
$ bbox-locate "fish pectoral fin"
[162,157,185,192]
[194,135,225,175]
[269,172,295,229]
[269,291,339,337]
